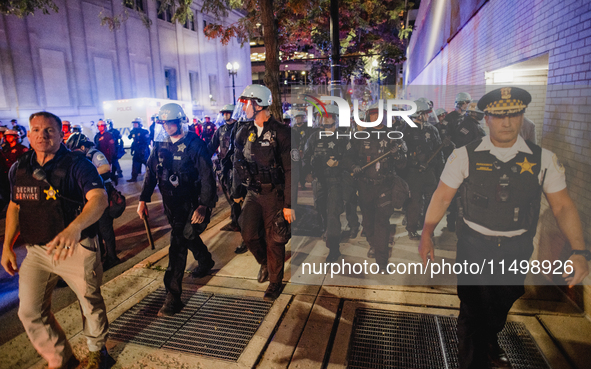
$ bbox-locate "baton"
[418,138,454,172]
[350,146,399,176]
[143,217,155,250]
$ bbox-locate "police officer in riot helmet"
[127,117,150,182]
[346,102,407,269]
[62,120,72,143]
[137,103,217,317]
[201,115,216,143]
[232,84,293,301]
[291,110,313,190]
[302,104,348,261]
[67,132,121,269]
[445,100,486,232]
[438,92,472,160]
[419,87,589,369]
[107,119,124,182]
[435,108,447,124]
[402,99,443,240]
[208,104,248,254]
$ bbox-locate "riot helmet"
[466,100,485,121]
[132,117,143,128]
[455,92,472,112]
[154,103,188,141]
[66,132,95,151]
[72,124,82,133]
[233,84,272,121]
[410,99,431,123]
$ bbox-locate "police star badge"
[177,143,186,152]
[263,131,271,141]
[516,157,536,174]
[328,141,335,149]
[248,132,256,142]
[44,186,58,200]
[501,87,512,99]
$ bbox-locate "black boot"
[158,294,185,317]
[263,283,283,301]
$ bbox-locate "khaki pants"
[18,237,108,368]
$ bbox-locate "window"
[164,68,177,100]
[184,13,195,30]
[189,71,199,104]
[156,1,172,23]
[208,74,219,106]
[125,0,144,12]
[203,20,207,29]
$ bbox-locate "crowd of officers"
[1,85,589,369]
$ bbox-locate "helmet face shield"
[232,98,257,122]
[154,121,188,142]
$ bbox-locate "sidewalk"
[1,187,591,369]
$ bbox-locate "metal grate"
[109,288,211,347]
[109,288,272,361]
[163,294,273,360]
[347,309,550,369]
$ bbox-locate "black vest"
[243,123,285,185]
[460,139,543,232]
[154,132,202,197]
[14,151,97,245]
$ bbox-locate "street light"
[226,62,239,105]
[372,59,381,99]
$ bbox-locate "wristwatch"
[571,250,591,261]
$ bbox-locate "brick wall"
[406,0,591,313]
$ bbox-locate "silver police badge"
[291,149,300,162]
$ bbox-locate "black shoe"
[103,257,121,271]
[126,177,137,183]
[348,226,359,239]
[263,282,283,301]
[408,231,420,240]
[326,249,341,263]
[367,247,375,258]
[191,259,215,278]
[257,264,269,283]
[52,354,80,369]
[488,341,512,368]
[221,222,241,232]
[158,294,185,317]
[234,242,248,254]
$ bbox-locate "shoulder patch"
[552,153,565,173]
[447,151,457,164]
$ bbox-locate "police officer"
[208,104,248,254]
[438,92,472,160]
[66,133,120,270]
[1,112,109,369]
[303,104,346,262]
[72,124,82,133]
[107,119,124,183]
[127,117,150,182]
[402,99,443,240]
[201,115,216,143]
[445,101,486,232]
[10,118,27,144]
[291,110,313,190]
[346,102,407,268]
[232,84,293,301]
[62,120,72,143]
[419,87,590,369]
[137,103,217,316]
[94,120,115,167]
[2,129,29,168]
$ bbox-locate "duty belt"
[461,222,531,246]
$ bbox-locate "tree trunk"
[260,0,282,119]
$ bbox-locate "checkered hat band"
[485,99,526,114]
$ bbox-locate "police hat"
[477,87,531,116]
